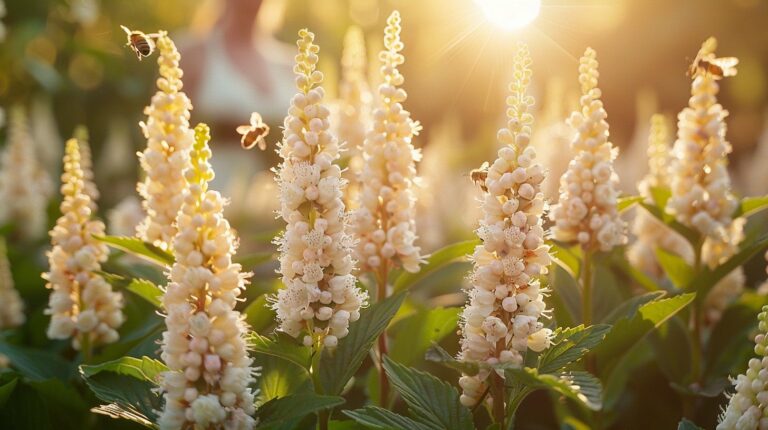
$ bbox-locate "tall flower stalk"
[352,10,423,405]
[667,37,741,385]
[136,30,194,250]
[550,47,626,326]
[457,43,552,428]
[337,25,371,209]
[0,106,53,240]
[158,124,256,430]
[0,238,24,329]
[43,136,123,358]
[273,29,367,350]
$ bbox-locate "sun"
[474,0,542,31]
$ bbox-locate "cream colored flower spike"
[44,138,123,349]
[0,106,53,240]
[550,48,627,252]
[273,29,368,350]
[136,30,194,250]
[0,238,24,329]
[158,124,256,430]
[352,10,424,275]
[457,42,552,408]
[667,37,738,239]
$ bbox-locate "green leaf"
[94,235,174,266]
[0,377,17,407]
[424,343,479,376]
[0,342,72,381]
[593,293,695,376]
[244,293,276,333]
[79,356,166,428]
[80,356,167,381]
[255,393,344,430]
[505,368,602,411]
[383,355,474,430]
[389,307,460,366]
[319,290,407,395]
[538,324,611,374]
[256,355,312,403]
[250,332,312,372]
[733,195,768,218]
[127,278,163,307]
[344,406,434,430]
[617,195,643,213]
[678,418,704,430]
[649,186,672,211]
[638,202,700,246]
[601,291,667,325]
[688,234,768,298]
[654,248,694,289]
[610,254,662,292]
[549,242,582,280]
[393,240,479,292]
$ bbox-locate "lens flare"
[474,0,541,30]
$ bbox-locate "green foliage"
[389,307,460,366]
[687,234,768,298]
[538,324,611,373]
[393,240,479,292]
[319,291,407,395]
[255,393,344,430]
[654,248,694,289]
[79,356,167,428]
[94,235,174,267]
[549,242,582,279]
[250,332,312,372]
[505,368,603,411]
[678,418,705,430]
[345,406,435,430]
[733,195,768,218]
[617,195,643,213]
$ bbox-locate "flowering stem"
[684,240,704,419]
[311,353,330,430]
[376,261,390,407]
[491,372,506,428]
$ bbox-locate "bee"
[121,25,158,60]
[687,47,738,80]
[237,112,270,150]
[470,162,490,192]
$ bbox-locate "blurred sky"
[2,0,768,196]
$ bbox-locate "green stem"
[311,352,330,430]
[491,372,506,428]
[376,262,390,407]
[581,250,593,327]
[80,333,93,365]
[685,240,704,419]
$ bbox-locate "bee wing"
[249,112,263,125]
[714,57,739,76]
[257,138,267,151]
[236,125,252,135]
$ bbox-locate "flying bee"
[688,54,738,80]
[237,112,270,150]
[470,162,490,192]
[121,25,159,60]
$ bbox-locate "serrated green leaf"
[505,368,602,411]
[655,248,694,289]
[80,356,167,381]
[344,406,434,430]
[617,195,643,213]
[733,195,768,218]
[383,355,474,430]
[127,278,163,307]
[390,307,460,366]
[94,235,174,266]
[688,234,768,298]
[250,332,312,372]
[255,393,344,430]
[393,240,479,292]
[593,293,695,376]
[601,291,667,325]
[79,356,166,428]
[424,343,479,376]
[0,342,72,381]
[538,324,611,374]
[319,291,407,395]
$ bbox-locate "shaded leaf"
[249,332,312,372]
[655,248,694,289]
[0,377,17,407]
[678,418,705,430]
[256,355,312,403]
[344,406,434,430]
[319,291,407,395]
[383,355,474,430]
[244,294,276,333]
[256,393,344,430]
[393,240,479,292]
[390,307,460,366]
[94,235,174,266]
[0,342,72,381]
[688,234,768,298]
[638,202,700,246]
[505,368,602,411]
[601,291,666,325]
[424,343,479,376]
[234,251,274,270]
